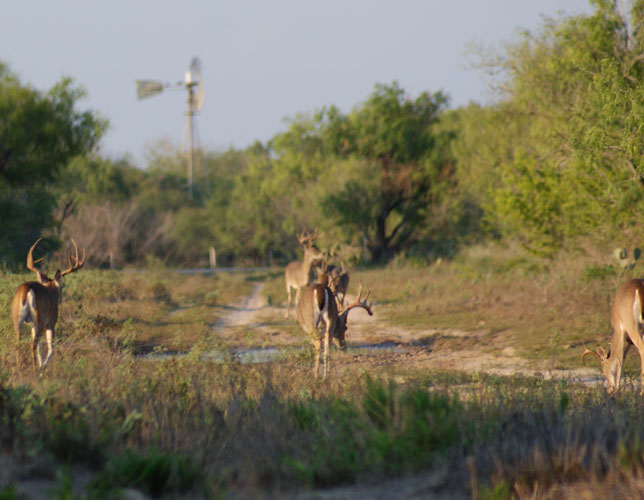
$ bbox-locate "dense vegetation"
[8,1,644,498]
[0,255,641,498]
[5,1,644,268]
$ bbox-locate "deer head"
[334,284,373,347]
[582,343,620,394]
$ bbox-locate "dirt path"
[215,282,268,329]
[214,282,602,385]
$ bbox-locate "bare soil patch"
[213,282,602,386]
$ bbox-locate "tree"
[0,62,105,265]
[319,82,452,261]
[468,0,644,253]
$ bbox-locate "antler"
[341,283,373,316]
[26,238,46,274]
[581,342,605,366]
[60,239,86,277]
[296,228,324,247]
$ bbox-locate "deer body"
[11,238,85,370]
[296,282,372,378]
[583,278,644,393]
[284,230,324,319]
[12,280,61,369]
[328,263,350,307]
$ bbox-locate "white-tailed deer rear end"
[582,278,644,393]
[297,281,372,378]
[12,238,86,370]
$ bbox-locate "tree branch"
[607,145,644,189]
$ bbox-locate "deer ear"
[596,346,608,360]
[54,270,62,281]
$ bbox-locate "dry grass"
[2,244,644,498]
[341,244,644,375]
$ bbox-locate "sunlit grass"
[3,244,644,497]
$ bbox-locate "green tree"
[0,62,105,265]
[320,82,452,261]
[469,0,644,253]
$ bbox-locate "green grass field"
[1,245,644,498]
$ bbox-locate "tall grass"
[3,360,644,498]
[3,246,644,497]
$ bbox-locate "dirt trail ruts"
[214,282,603,386]
[215,282,268,328]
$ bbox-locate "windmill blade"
[136,80,165,100]
[186,57,205,111]
[195,80,205,111]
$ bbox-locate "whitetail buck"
[327,262,350,307]
[582,279,644,393]
[296,280,372,378]
[284,229,324,318]
[316,259,350,307]
[11,238,86,370]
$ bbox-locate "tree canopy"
[8,1,644,267]
[0,63,106,264]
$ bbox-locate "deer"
[327,261,350,307]
[582,278,644,393]
[11,238,86,370]
[284,229,324,319]
[296,278,373,378]
[316,258,350,307]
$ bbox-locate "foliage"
[0,62,105,265]
[310,83,454,261]
[93,449,205,497]
[12,1,644,264]
[457,1,644,253]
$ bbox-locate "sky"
[2,0,592,167]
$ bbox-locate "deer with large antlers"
[327,262,350,308]
[296,278,373,378]
[11,238,86,370]
[284,229,324,319]
[582,278,644,393]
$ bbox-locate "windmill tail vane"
[135,80,166,100]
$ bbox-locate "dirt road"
[215,282,602,385]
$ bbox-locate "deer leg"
[313,337,321,379]
[635,343,644,394]
[285,285,292,319]
[35,344,43,368]
[15,326,22,367]
[31,327,42,369]
[323,325,330,378]
[42,329,54,369]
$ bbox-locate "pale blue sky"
[2,0,591,166]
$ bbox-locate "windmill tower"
[136,57,205,199]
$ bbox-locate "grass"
[3,243,644,497]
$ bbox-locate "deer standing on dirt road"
[316,259,350,307]
[297,279,373,378]
[12,238,86,370]
[327,262,350,308]
[284,230,324,319]
[582,278,644,393]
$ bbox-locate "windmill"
[136,57,205,199]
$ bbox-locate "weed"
[149,282,171,303]
[92,449,205,497]
[0,486,19,500]
[581,264,618,282]
[4,253,644,497]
